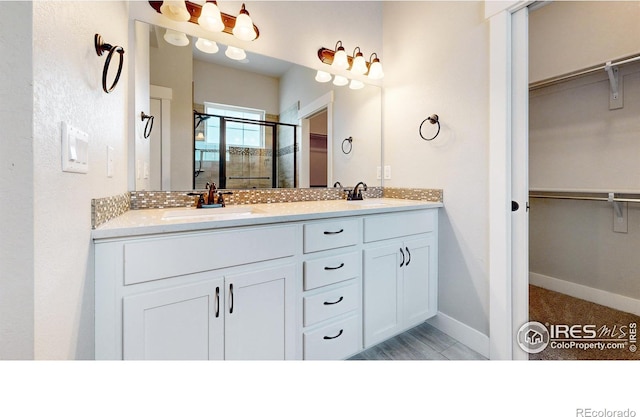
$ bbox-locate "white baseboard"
[530,272,640,316]
[427,312,490,359]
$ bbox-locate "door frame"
[298,92,334,188]
[487,1,532,360]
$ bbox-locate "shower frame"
[193,111,298,189]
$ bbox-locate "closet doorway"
[526,1,640,360]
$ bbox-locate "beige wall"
[383,1,490,335]
[529,1,640,83]
[0,2,34,359]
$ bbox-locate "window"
[204,102,265,149]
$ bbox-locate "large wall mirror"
[134,21,382,191]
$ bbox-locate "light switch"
[61,121,89,174]
[376,166,381,180]
[384,165,391,180]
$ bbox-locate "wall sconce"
[164,28,190,46]
[225,45,246,61]
[317,41,384,81]
[195,37,219,54]
[149,1,260,40]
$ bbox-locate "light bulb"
[367,54,384,80]
[164,29,189,47]
[196,132,205,141]
[198,1,225,32]
[349,79,365,90]
[333,75,348,86]
[315,70,332,83]
[160,1,190,22]
[195,38,219,54]
[332,45,349,70]
[225,45,246,61]
[233,4,258,41]
[351,53,368,75]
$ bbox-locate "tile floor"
[348,321,487,360]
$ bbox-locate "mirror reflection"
[135,21,382,191]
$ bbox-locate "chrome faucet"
[347,182,367,200]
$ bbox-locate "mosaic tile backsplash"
[92,187,443,229]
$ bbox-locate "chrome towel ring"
[94,34,125,94]
[419,114,441,141]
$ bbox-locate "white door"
[123,278,224,360]
[224,264,295,360]
[511,6,530,361]
[363,243,402,348]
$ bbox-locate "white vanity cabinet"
[95,224,297,360]
[362,210,438,348]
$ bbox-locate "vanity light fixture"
[331,41,349,70]
[160,0,190,22]
[164,28,189,46]
[315,70,332,83]
[195,37,219,54]
[232,4,258,41]
[198,0,224,32]
[149,1,260,41]
[333,75,349,87]
[225,45,246,61]
[317,42,384,80]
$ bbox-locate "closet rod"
[529,192,640,204]
[529,53,640,90]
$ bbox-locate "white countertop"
[92,198,443,240]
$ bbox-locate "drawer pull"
[400,247,405,267]
[405,247,411,266]
[323,296,344,306]
[323,229,344,235]
[324,262,345,271]
[229,283,234,314]
[215,287,220,318]
[323,329,344,340]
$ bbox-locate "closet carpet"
[529,285,640,360]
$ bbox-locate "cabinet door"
[224,264,296,360]
[123,278,224,360]
[402,234,437,328]
[363,244,402,348]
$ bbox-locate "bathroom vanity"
[92,198,442,360]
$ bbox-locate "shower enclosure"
[193,111,298,190]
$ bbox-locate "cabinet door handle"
[323,329,344,340]
[229,283,234,314]
[323,296,344,305]
[324,262,345,271]
[405,247,411,266]
[323,229,344,235]
[400,247,405,267]
[215,286,220,318]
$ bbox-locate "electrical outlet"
[376,166,381,179]
[384,165,391,179]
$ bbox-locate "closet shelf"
[529,190,640,204]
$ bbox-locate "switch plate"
[376,166,381,180]
[384,165,391,179]
[107,146,114,177]
[61,122,89,174]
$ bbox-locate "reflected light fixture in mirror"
[198,0,224,32]
[160,0,190,21]
[333,75,348,86]
[195,37,219,54]
[315,70,332,83]
[225,45,246,61]
[164,28,189,46]
[349,79,364,90]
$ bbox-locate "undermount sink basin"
[162,205,264,220]
[346,200,389,207]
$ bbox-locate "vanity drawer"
[303,218,359,253]
[303,314,360,360]
[123,225,296,285]
[303,251,360,291]
[303,280,359,327]
[363,209,436,242]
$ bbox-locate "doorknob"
[512,201,520,212]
